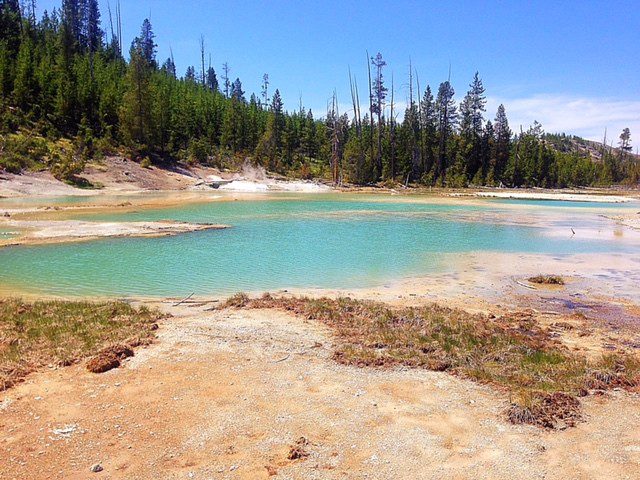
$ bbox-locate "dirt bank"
[1,304,639,479]
[0,157,333,198]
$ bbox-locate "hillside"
[544,133,640,164]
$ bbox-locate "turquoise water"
[0,194,638,297]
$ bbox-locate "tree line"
[0,0,637,187]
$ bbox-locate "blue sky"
[38,0,639,143]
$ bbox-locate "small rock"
[52,424,78,438]
[90,463,103,473]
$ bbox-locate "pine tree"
[458,72,486,182]
[206,66,218,92]
[231,77,245,102]
[161,57,176,78]
[370,52,387,179]
[119,42,153,150]
[222,62,230,98]
[435,80,457,182]
[400,100,420,180]
[492,104,511,183]
[260,73,269,109]
[301,109,317,158]
[85,0,102,53]
[184,66,196,82]
[62,0,83,49]
[0,0,22,56]
[0,1,632,188]
[12,31,36,110]
[418,85,436,177]
[255,89,284,170]
[54,19,78,132]
[221,96,245,152]
[0,38,13,98]
[133,19,156,68]
[619,128,632,159]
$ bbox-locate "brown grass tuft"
[220,292,251,309]
[287,437,310,460]
[224,294,640,429]
[86,353,121,373]
[86,344,135,373]
[508,392,581,429]
[528,275,565,285]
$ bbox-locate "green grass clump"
[0,298,163,390]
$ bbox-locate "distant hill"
[544,134,639,164]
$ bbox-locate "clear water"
[0,193,637,297]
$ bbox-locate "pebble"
[90,463,103,473]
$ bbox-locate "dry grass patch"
[287,437,311,460]
[0,298,164,390]
[528,275,565,285]
[226,294,640,429]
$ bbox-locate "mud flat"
[0,220,228,246]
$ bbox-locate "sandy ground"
[0,171,99,198]
[608,213,640,232]
[0,158,220,198]
[1,304,639,480]
[0,157,332,199]
[0,220,228,247]
[465,191,635,203]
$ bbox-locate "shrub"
[50,150,85,182]
[188,138,210,164]
[528,275,565,285]
[0,133,50,172]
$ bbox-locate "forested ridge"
[1,0,638,187]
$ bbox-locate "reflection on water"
[0,193,638,297]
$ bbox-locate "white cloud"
[486,94,640,144]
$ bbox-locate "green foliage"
[187,137,210,164]
[0,133,50,172]
[0,1,636,188]
[50,149,85,182]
